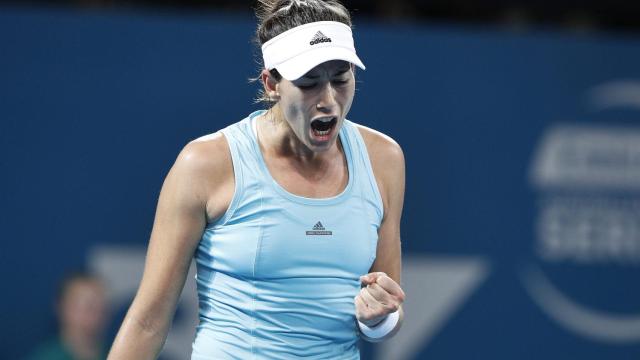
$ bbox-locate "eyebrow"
[303,68,351,80]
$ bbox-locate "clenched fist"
[354,272,405,329]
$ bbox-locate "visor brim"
[274,47,366,81]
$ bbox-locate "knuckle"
[366,288,375,296]
[380,302,392,312]
[364,287,374,297]
[375,285,388,297]
[397,292,406,303]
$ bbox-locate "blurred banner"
[1,6,639,360]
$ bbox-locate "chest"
[262,153,349,199]
[202,191,379,280]
[257,196,378,278]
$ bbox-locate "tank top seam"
[250,183,265,358]
[350,123,384,221]
[205,130,244,229]
[355,181,377,264]
[345,122,382,262]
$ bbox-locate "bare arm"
[355,126,406,342]
[108,135,232,359]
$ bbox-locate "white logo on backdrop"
[523,80,640,344]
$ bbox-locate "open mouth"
[310,117,337,139]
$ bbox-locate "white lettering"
[536,197,640,264]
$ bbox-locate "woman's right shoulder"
[170,131,233,185]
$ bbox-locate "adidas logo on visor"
[309,31,332,45]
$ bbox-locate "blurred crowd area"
[3,0,640,32]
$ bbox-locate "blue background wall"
[1,6,639,359]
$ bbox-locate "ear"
[261,69,280,101]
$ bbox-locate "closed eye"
[295,77,350,89]
[296,83,317,89]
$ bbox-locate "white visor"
[261,21,365,81]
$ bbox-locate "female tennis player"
[108,0,405,358]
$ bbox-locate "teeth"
[311,117,335,137]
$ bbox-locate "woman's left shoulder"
[351,122,405,215]
[351,122,404,167]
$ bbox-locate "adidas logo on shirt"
[309,31,332,45]
[306,221,333,235]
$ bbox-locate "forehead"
[302,60,351,78]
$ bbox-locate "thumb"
[360,272,386,286]
[359,274,373,286]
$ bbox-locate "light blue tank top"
[191,110,383,359]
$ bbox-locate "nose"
[315,82,337,113]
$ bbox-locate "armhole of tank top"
[350,122,384,222]
[251,113,258,137]
[207,129,244,228]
